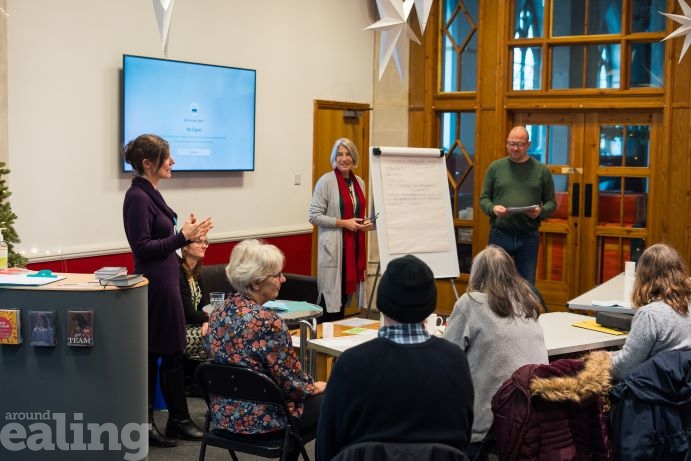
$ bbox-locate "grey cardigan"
[308,171,366,313]
[610,301,691,378]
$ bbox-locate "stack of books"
[99,274,145,287]
[94,266,127,280]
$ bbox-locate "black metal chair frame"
[195,362,314,461]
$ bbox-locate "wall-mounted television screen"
[122,54,256,172]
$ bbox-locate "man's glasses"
[506,141,528,149]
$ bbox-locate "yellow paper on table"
[572,320,627,336]
[342,327,370,335]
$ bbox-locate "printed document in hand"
[506,204,539,214]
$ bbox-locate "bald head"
[506,126,531,163]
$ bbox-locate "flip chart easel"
[366,146,460,317]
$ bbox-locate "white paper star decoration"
[661,0,691,63]
[365,0,424,81]
[413,0,434,34]
[153,0,175,57]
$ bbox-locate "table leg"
[298,319,317,376]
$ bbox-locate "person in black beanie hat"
[376,254,437,324]
[316,255,474,461]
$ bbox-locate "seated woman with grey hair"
[206,239,326,461]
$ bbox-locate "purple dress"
[123,176,188,354]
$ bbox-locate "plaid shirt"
[378,322,430,345]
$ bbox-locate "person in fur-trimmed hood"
[490,350,613,461]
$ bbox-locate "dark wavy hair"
[73,313,89,329]
[180,246,204,280]
[632,243,691,315]
[122,134,169,175]
[467,245,543,319]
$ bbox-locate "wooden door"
[311,100,371,313]
[581,112,656,291]
[512,111,657,310]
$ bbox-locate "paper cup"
[322,322,334,338]
[425,314,441,335]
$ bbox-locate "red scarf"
[334,168,366,295]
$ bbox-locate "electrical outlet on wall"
[294,174,301,185]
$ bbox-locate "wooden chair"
[195,362,315,461]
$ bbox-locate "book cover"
[66,310,94,347]
[29,309,57,346]
[99,274,145,287]
[0,309,22,345]
[94,266,127,279]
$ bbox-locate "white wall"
[6,0,374,260]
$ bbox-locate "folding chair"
[195,362,314,461]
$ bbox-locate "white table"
[567,273,635,314]
[307,312,627,359]
[540,312,627,356]
[307,328,379,357]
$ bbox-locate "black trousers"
[148,352,191,420]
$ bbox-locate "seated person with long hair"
[443,245,548,453]
[610,243,691,379]
[179,237,211,394]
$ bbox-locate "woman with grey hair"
[207,239,326,461]
[308,137,373,321]
[443,245,548,454]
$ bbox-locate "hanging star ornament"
[365,0,421,81]
[413,0,434,34]
[153,0,175,57]
[661,0,691,63]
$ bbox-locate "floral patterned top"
[207,292,315,434]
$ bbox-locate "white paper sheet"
[333,317,379,327]
[311,334,374,350]
[0,274,65,286]
[380,155,453,254]
[592,299,632,308]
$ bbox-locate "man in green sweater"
[479,125,556,284]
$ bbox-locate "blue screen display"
[123,55,256,172]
